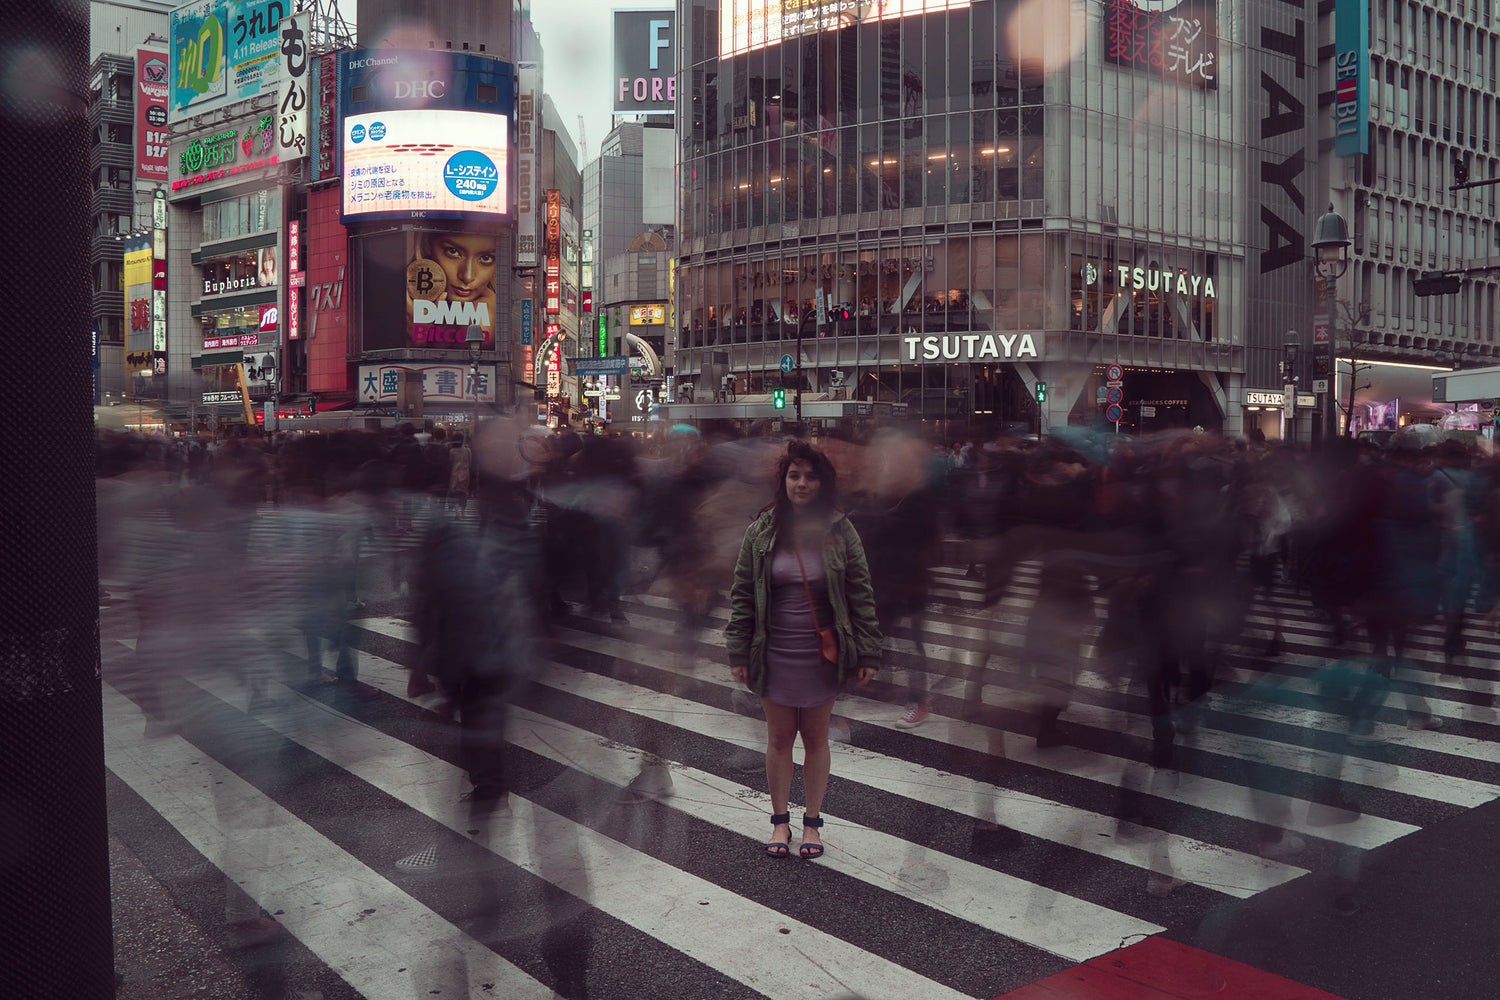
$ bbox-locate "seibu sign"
[904,333,1040,362]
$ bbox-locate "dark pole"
[1325,282,1339,441]
[0,1,116,997]
[794,318,804,428]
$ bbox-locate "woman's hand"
[731,666,748,686]
[855,666,877,686]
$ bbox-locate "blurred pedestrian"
[726,441,882,859]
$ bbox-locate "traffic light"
[1035,381,1047,403]
[1414,270,1464,297]
[1454,153,1471,186]
[773,387,786,410]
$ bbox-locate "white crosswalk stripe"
[101,547,1500,1000]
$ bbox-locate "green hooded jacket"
[725,509,883,695]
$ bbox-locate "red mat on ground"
[994,936,1349,1000]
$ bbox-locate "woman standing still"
[726,441,882,859]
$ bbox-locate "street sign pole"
[795,315,805,429]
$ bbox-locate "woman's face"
[785,459,821,510]
[432,235,496,302]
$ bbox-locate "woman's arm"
[724,524,758,675]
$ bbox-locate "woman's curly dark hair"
[768,439,840,524]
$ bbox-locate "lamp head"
[465,322,485,356]
[1312,204,1352,278]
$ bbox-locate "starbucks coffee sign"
[904,333,1041,362]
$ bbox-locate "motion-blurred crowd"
[99,419,1500,917]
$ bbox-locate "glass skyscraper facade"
[674,0,1273,435]
[671,1,1500,438]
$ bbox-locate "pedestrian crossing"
[101,554,1500,1000]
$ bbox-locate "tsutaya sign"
[1113,264,1217,298]
[905,333,1040,362]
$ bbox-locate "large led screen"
[342,109,510,222]
[721,0,971,57]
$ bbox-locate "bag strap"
[791,541,826,634]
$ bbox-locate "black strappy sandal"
[765,812,792,857]
[800,814,825,859]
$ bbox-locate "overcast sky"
[528,1,666,165]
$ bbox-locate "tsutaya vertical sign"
[544,189,561,315]
[515,61,540,267]
[1248,0,1314,386]
[1333,0,1369,157]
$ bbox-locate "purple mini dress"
[763,539,840,708]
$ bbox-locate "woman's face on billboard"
[432,235,496,302]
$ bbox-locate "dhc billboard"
[340,49,515,116]
[339,50,516,224]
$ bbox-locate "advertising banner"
[312,52,337,180]
[515,62,540,267]
[1333,0,1369,157]
[172,112,276,191]
[170,0,287,120]
[629,303,666,325]
[359,232,499,351]
[136,50,170,180]
[721,0,970,58]
[342,109,510,221]
[1102,0,1218,90]
[276,11,310,161]
[358,363,498,404]
[124,237,154,354]
[544,189,561,315]
[407,232,498,345]
[614,11,675,115]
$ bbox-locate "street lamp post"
[1312,204,1352,441]
[465,321,484,434]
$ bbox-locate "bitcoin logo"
[406,257,445,301]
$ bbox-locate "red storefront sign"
[305,186,350,394]
[545,189,561,315]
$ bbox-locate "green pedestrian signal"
[1035,381,1047,402]
[773,387,786,410]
